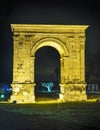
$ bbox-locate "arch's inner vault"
[10,24,89,103]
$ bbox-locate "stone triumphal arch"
[10,24,88,103]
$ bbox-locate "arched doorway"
[35,46,60,101]
[31,38,69,103]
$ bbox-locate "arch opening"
[35,46,60,102]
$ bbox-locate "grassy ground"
[0,101,100,130]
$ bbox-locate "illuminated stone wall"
[10,24,88,103]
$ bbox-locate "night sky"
[0,0,100,83]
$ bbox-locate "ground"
[0,101,100,130]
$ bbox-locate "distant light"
[1,94,4,98]
[7,88,12,91]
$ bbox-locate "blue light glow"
[1,94,4,98]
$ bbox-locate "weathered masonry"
[10,24,89,103]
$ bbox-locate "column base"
[59,93,87,102]
[10,83,36,103]
[59,83,87,102]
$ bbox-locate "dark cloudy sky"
[0,0,100,83]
